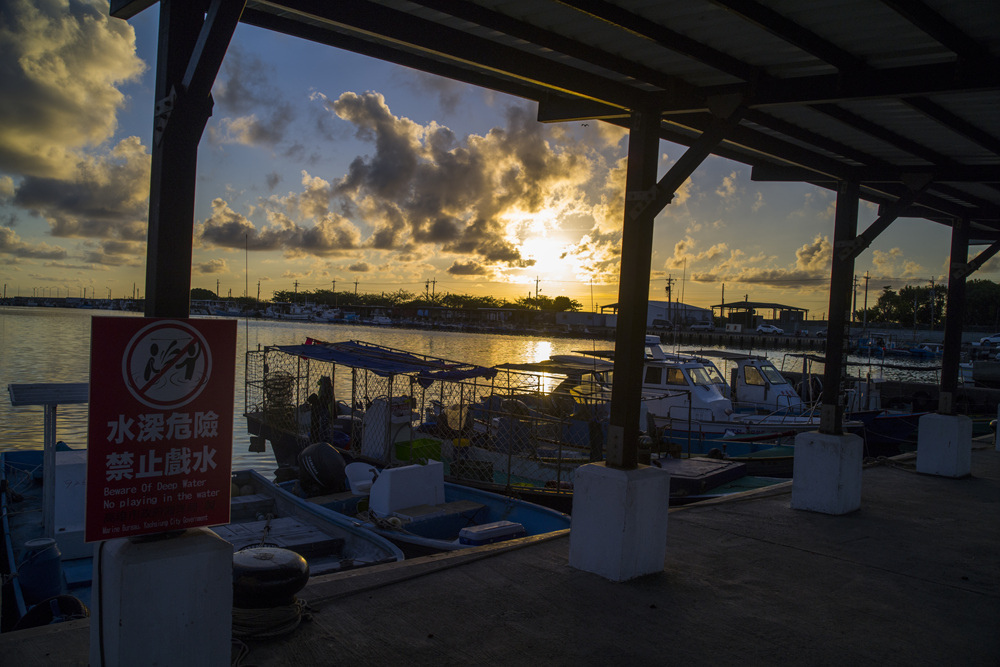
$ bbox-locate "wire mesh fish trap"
[243,340,611,507]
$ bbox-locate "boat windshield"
[760,365,787,385]
[689,366,724,386]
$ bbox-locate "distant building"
[712,301,808,329]
[598,300,713,328]
[646,300,712,327]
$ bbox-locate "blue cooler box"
[459,520,527,546]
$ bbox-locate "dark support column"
[607,108,661,469]
[145,1,207,318]
[939,219,969,415]
[820,181,860,434]
[144,0,243,318]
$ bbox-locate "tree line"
[191,287,584,312]
[194,278,1000,326]
[853,279,1000,328]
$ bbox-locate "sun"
[503,208,578,283]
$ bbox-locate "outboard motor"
[297,442,347,496]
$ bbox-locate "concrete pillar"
[791,431,863,515]
[90,528,232,666]
[569,462,670,581]
[916,413,972,477]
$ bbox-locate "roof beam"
[750,165,1000,184]
[240,8,550,103]
[838,177,933,261]
[657,62,1000,113]
[407,0,707,104]
[812,103,954,166]
[629,101,746,222]
[880,0,994,63]
[903,97,1000,156]
[954,240,1000,280]
[110,0,158,19]
[555,0,760,82]
[708,0,865,73]
[250,0,645,110]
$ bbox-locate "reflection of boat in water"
[0,444,403,632]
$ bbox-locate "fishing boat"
[536,338,862,453]
[283,446,570,557]
[243,339,783,513]
[909,342,943,358]
[1,446,403,632]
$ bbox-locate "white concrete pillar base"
[568,462,670,582]
[916,413,972,478]
[791,431,863,515]
[90,527,232,667]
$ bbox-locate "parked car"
[756,324,784,334]
[977,333,1000,345]
[689,322,715,332]
[815,329,827,337]
[651,319,673,330]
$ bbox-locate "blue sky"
[0,0,974,317]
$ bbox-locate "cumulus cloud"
[14,136,150,241]
[198,92,622,280]
[684,235,833,291]
[0,0,145,179]
[196,198,361,256]
[197,258,228,274]
[715,171,741,199]
[402,73,467,115]
[0,176,14,201]
[211,47,295,147]
[0,226,67,259]
[448,260,487,276]
[81,239,144,266]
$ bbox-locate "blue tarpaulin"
[274,340,498,386]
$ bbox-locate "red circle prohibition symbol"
[121,320,213,410]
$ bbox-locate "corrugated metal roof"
[113,0,1000,232]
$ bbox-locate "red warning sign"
[85,317,236,542]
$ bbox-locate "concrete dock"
[3,445,998,666]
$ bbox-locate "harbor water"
[0,306,947,474]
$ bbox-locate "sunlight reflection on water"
[0,308,601,471]
[0,308,947,472]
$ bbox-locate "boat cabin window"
[645,366,662,385]
[666,368,687,386]
[744,366,765,386]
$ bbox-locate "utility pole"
[862,271,870,333]
[216,279,220,297]
[929,278,936,330]
[852,274,858,329]
[664,275,674,325]
[354,279,359,295]
[535,277,540,299]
